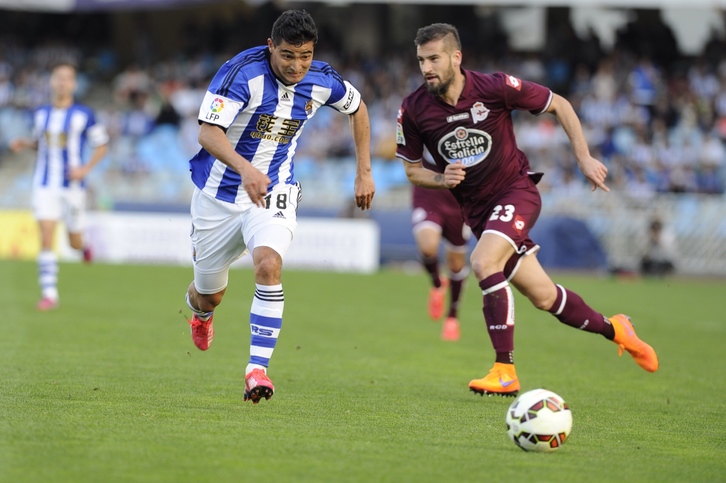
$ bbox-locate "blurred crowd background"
[1,2,725,274]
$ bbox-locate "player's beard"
[425,64,456,96]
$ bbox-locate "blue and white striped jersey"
[189,45,362,204]
[31,103,109,190]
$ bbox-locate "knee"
[470,257,499,281]
[254,251,282,283]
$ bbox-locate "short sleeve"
[198,61,249,129]
[328,80,361,115]
[395,101,424,163]
[497,72,552,115]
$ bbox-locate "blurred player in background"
[184,10,375,404]
[11,62,109,311]
[396,23,658,397]
[411,152,470,341]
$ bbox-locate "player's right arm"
[396,100,465,189]
[403,160,465,189]
[9,138,37,152]
[198,122,270,207]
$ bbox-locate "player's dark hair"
[271,10,318,47]
[49,61,78,75]
[414,23,462,52]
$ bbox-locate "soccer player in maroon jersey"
[411,160,470,341]
[396,23,659,397]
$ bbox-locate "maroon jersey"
[396,70,552,217]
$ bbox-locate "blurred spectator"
[1,12,725,205]
[640,218,677,277]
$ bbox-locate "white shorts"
[32,187,87,233]
[190,183,300,294]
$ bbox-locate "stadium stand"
[1,4,725,274]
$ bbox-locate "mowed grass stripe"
[1,260,724,482]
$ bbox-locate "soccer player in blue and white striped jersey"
[11,62,109,311]
[184,10,375,404]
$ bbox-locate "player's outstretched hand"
[354,172,375,210]
[444,162,466,188]
[579,155,609,192]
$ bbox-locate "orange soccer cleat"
[428,276,449,320]
[244,368,275,404]
[469,362,520,397]
[441,317,460,341]
[609,314,659,372]
[188,313,214,351]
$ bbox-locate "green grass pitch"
[1,259,725,482]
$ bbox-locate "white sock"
[38,250,58,301]
[246,283,283,375]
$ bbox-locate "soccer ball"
[505,388,572,452]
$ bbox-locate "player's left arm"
[69,121,110,181]
[546,93,609,192]
[69,143,109,181]
[348,100,375,211]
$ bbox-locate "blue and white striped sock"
[37,250,58,301]
[246,284,284,375]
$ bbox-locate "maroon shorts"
[412,185,470,248]
[464,176,542,278]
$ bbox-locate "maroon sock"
[447,267,468,318]
[479,272,514,363]
[422,255,441,288]
[548,284,615,340]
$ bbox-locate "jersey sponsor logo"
[513,214,526,234]
[505,75,521,91]
[437,127,492,166]
[470,101,489,123]
[251,113,301,144]
[44,131,68,148]
[342,88,355,110]
[446,112,470,123]
[489,324,509,330]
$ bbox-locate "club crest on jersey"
[305,100,314,114]
[437,127,492,166]
[470,102,489,123]
[505,75,522,91]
